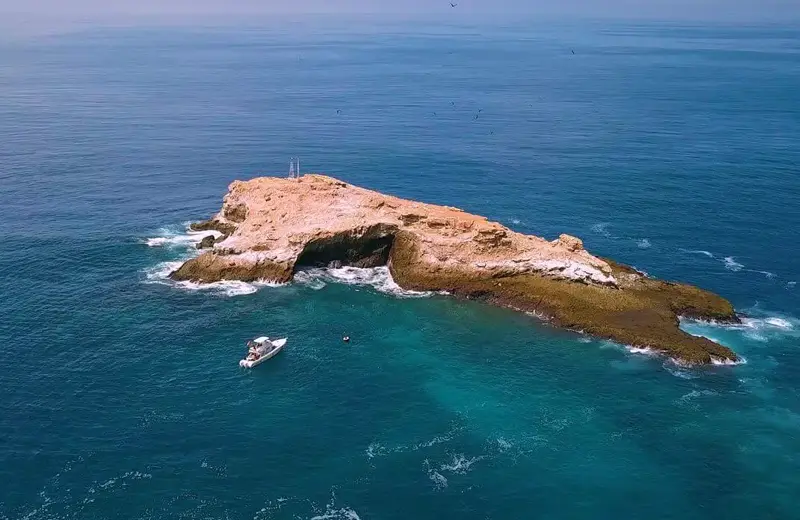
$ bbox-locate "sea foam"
[294,266,432,298]
[710,356,747,366]
[142,225,286,297]
[591,222,612,238]
[723,256,744,272]
[143,226,429,298]
[681,249,780,281]
[681,312,798,345]
[440,454,485,474]
[143,260,280,297]
[144,226,222,248]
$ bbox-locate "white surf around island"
[293,266,434,298]
[678,309,798,370]
[141,223,785,372]
[142,225,284,297]
[591,308,799,376]
[142,225,434,298]
[681,312,797,342]
[144,224,224,248]
[144,260,281,297]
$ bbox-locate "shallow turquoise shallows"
[1,18,799,520]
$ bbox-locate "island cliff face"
[172,174,739,364]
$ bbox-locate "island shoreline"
[170,174,740,365]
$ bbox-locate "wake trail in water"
[723,256,744,272]
[680,249,778,279]
[682,249,715,258]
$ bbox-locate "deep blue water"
[1,19,800,520]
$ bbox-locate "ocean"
[1,17,799,520]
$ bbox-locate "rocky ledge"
[171,174,740,364]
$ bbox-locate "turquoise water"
[2,19,800,520]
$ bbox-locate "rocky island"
[172,174,740,364]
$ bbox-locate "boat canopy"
[254,336,269,344]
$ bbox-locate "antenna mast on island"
[288,157,301,179]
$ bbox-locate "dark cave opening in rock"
[294,225,398,269]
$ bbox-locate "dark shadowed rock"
[196,235,216,250]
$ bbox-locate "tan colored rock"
[170,174,741,364]
[553,234,584,252]
[171,174,615,286]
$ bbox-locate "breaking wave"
[711,356,747,366]
[142,224,287,297]
[142,261,284,297]
[624,345,659,357]
[294,266,433,298]
[144,224,222,249]
[681,311,799,345]
[142,226,430,299]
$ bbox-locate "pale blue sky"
[1,0,798,31]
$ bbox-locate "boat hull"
[239,338,287,368]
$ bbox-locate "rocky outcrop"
[552,233,584,252]
[189,219,236,237]
[170,174,740,364]
[196,235,217,250]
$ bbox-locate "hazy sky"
[1,0,799,26]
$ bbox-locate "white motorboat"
[239,336,287,368]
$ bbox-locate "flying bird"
[571,49,575,55]
[336,109,341,115]
[450,2,458,7]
